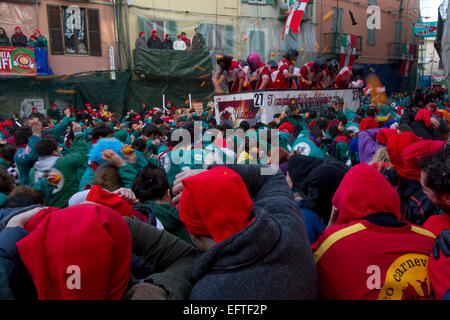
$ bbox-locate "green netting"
[133,48,214,80]
[0,71,131,119]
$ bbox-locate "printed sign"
[214,89,361,126]
[413,22,438,38]
[0,47,37,76]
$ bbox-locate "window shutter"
[225,25,234,54]
[87,8,102,56]
[166,20,177,41]
[47,5,64,55]
[331,7,343,33]
[199,23,208,46]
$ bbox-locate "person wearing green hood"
[291,125,327,159]
[113,124,132,145]
[376,104,399,121]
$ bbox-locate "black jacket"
[147,37,162,49]
[162,39,173,50]
[288,155,349,223]
[189,164,317,300]
[410,120,441,140]
[381,167,439,225]
[11,34,27,47]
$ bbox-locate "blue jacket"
[297,202,326,245]
[188,165,317,300]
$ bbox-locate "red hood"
[17,204,131,300]
[387,132,421,180]
[376,128,398,146]
[414,108,432,128]
[333,164,401,225]
[400,140,446,181]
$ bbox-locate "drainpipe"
[113,0,122,71]
[125,0,132,70]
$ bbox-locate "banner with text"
[0,47,37,76]
[214,89,361,127]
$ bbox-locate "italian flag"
[282,0,309,40]
[339,34,356,69]
[399,44,414,77]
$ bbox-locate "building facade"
[1,0,118,75]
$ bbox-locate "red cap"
[376,128,398,146]
[3,120,13,127]
[17,204,131,300]
[178,167,253,242]
[279,122,295,134]
[359,117,379,131]
[139,32,144,37]
[387,132,421,180]
[32,107,38,111]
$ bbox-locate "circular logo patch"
[11,48,35,74]
[293,142,311,156]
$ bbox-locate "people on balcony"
[147,30,162,50]
[0,28,10,46]
[32,30,47,48]
[162,34,173,50]
[135,32,147,50]
[11,27,27,47]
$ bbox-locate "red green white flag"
[339,34,356,69]
[399,44,415,77]
[282,0,309,40]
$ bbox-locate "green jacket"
[48,132,88,208]
[334,139,352,167]
[44,116,74,142]
[113,129,132,145]
[142,200,193,245]
[159,147,205,187]
[0,158,10,170]
[124,216,199,300]
[14,135,41,186]
[0,193,8,207]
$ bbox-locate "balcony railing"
[322,32,362,57]
[279,0,314,23]
[387,42,417,61]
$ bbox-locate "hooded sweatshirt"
[288,155,348,223]
[312,164,436,300]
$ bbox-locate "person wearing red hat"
[0,203,198,300]
[32,30,47,48]
[312,163,436,300]
[147,30,162,49]
[11,27,27,47]
[174,165,317,300]
[162,33,173,50]
[417,146,450,299]
[382,132,443,225]
[180,32,191,49]
[410,108,441,140]
[173,35,187,51]
[47,103,61,123]
[135,31,147,49]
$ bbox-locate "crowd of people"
[0,69,448,300]
[0,27,47,48]
[135,28,205,51]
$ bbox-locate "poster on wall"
[0,47,37,76]
[214,89,361,127]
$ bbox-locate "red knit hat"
[359,117,379,131]
[86,185,134,218]
[387,132,421,180]
[414,108,432,128]
[32,107,38,111]
[178,167,253,242]
[3,120,13,127]
[17,204,131,300]
[279,122,295,134]
[139,32,144,37]
[376,128,398,146]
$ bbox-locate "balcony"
[322,32,362,58]
[387,42,417,61]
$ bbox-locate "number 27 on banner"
[254,93,264,107]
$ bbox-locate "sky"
[420,0,443,21]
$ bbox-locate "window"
[47,4,101,56]
[137,17,177,43]
[198,24,234,53]
[394,21,402,43]
[366,0,377,46]
[249,30,265,61]
[331,7,343,33]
